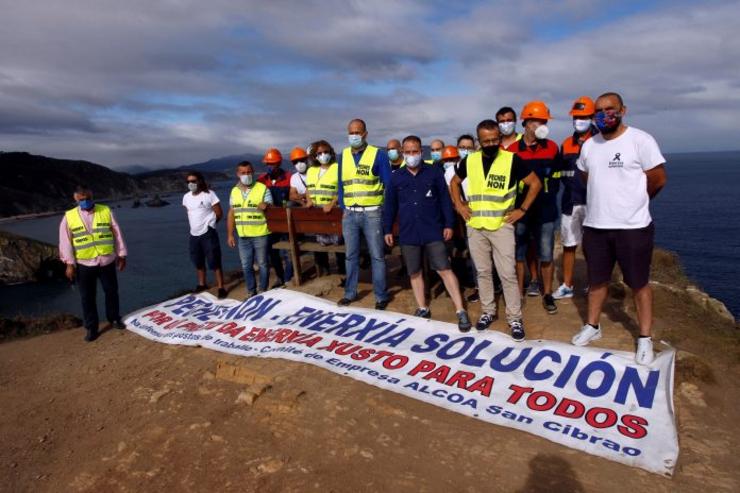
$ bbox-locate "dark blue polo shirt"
[383,165,455,246]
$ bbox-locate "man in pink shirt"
[59,186,128,342]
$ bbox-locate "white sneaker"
[572,324,602,346]
[552,283,574,299]
[635,337,655,366]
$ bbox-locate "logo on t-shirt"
[608,152,624,168]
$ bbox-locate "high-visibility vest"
[230,183,270,237]
[306,164,339,205]
[341,145,383,207]
[466,150,517,231]
[65,204,115,260]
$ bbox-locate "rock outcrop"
[0,230,65,284]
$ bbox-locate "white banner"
[124,290,678,476]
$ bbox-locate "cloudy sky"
[1,0,738,168]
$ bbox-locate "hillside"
[0,152,227,218]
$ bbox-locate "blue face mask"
[78,199,94,210]
[430,151,442,162]
[387,149,399,161]
[348,134,364,148]
[458,149,469,159]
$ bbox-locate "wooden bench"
[265,207,410,286]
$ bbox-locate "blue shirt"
[383,165,455,246]
[337,145,392,208]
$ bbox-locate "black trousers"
[77,262,120,332]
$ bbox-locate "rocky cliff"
[0,230,65,284]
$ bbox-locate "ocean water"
[1,153,739,320]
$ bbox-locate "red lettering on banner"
[585,407,618,428]
[554,398,585,419]
[408,360,436,376]
[507,385,534,404]
[466,376,494,397]
[618,415,648,439]
[424,365,451,383]
[527,391,557,411]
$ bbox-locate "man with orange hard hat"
[507,101,563,315]
[553,97,598,300]
[259,147,293,287]
[441,145,460,186]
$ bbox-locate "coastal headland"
[0,248,738,492]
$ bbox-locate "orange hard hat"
[520,101,552,121]
[289,147,308,161]
[442,145,459,160]
[262,148,282,164]
[569,96,595,117]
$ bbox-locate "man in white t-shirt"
[182,171,227,299]
[288,146,309,207]
[570,92,667,365]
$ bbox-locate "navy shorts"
[401,241,451,276]
[582,223,654,290]
[189,227,223,270]
[515,220,556,262]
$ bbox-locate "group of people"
[59,91,667,365]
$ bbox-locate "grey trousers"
[467,224,522,323]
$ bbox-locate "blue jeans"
[237,234,269,293]
[515,220,556,262]
[342,209,388,302]
[269,233,293,283]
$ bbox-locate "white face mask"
[458,149,470,159]
[239,174,253,186]
[534,124,550,140]
[317,152,331,165]
[187,182,198,192]
[573,118,592,133]
[498,121,516,136]
[294,161,307,174]
[443,160,457,170]
[404,154,422,168]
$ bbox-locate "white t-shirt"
[444,165,456,186]
[290,172,307,194]
[182,190,220,236]
[577,127,665,229]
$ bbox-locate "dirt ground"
[1,253,739,492]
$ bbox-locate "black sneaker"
[337,297,354,307]
[246,290,257,299]
[476,312,497,331]
[457,311,472,332]
[217,288,228,299]
[375,300,389,310]
[193,284,207,293]
[271,281,286,289]
[543,294,558,314]
[510,319,526,342]
[84,330,98,342]
[413,307,431,319]
[466,290,480,303]
[111,320,126,330]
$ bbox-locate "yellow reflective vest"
[341,145,383,207]
[65,204,115,260]
[230,183,270,237]
[466,150,517,231]
[306,164,338,205]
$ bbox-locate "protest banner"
[123,290,678,476]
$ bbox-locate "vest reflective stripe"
[65,204,115,260]
[307,164,339,205]
[340,145,383,206]
[230,183,270,237]
[466,150,516,231]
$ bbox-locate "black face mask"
[482,145,499,158]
